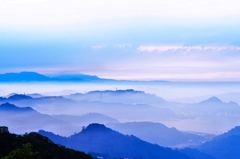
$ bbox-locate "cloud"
[137,45,240,52]
[91,45,106,49]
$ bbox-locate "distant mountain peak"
[228,101,238,105]
[200,96,223,104]
[82,123,109,133]
[0,102,17,109]
[9,71,44,76]
[0,102,34,112]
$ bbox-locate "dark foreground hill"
[39,123,193,159]
[0,127,92,159]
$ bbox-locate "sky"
[0,0,240,81]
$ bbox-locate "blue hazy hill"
[0,72,51,82]
[0,71,167,83]
[0,102,34,113]
[38,123,192,159]
[0,102,73,134]
[0,102,121,136]
[0,72,113,82]
[197,126,240,159]
[0,92,176,122]
[0,94,76,108]
[8,94,33,100]
[107,121,206,147]
[67,89,167,106]
[179,96,240,115]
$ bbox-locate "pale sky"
[0,0,240,81]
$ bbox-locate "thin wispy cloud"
[101,71,240,81]
[137,45,240,52]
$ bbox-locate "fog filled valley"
[2,75,240,158]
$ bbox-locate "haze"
[1,1,240,158]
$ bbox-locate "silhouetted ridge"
[38,130,66,142]
[40,123,192,159]
[197,126,240,159]
[0,102,34,112]
[81,123,109,133]
[0,127,93,159]
[0,71,168,82]
[87,89,144,94]
[68,89,167,106]
[0,102,17,109]
[8,94,33,100]
[227,126,240,134]
[0,72,112,82]
[0,103,78,135]
[0,72,50,82]
[217,126,240,139]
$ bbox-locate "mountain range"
[66,89,167,106]
[0,93,177,122]
[0,102,71,134]
[2,91,240,135]
[38,123,194,159]
[0,71,113,82]
[167,96,240,117]
[3,101,240,158]
[0,102,211,147]
[0,102,119,135]
[184,96,240,115]
[0,71,167,83]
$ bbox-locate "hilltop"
[0,127,92,159]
